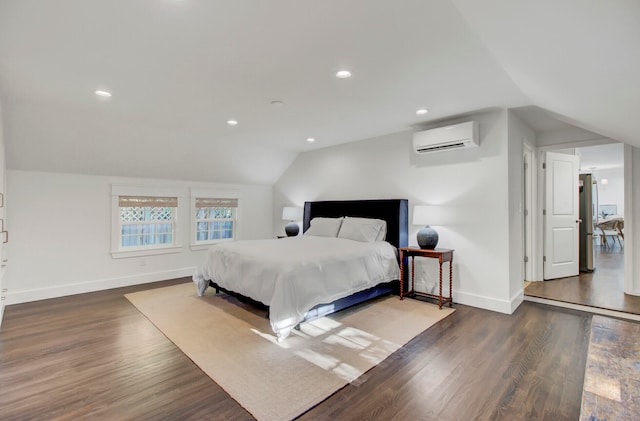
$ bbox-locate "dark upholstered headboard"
[303,199,409,249]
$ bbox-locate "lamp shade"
[412,205,443,226]
[282,206,303,221]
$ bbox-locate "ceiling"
[576,143,624,172]
[511,106,591,133]
[0,0,638,184]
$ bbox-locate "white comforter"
[193,236,399,339]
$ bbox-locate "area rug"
[580,316,640,420]
[125,282,455,421]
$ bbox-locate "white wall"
[5,170,273,304]
[593,168,624,217]
[628,145,640,295]
[537,127,610,149]
[507,111,533,308]
[274,109,522,313]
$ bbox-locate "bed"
[193,199,409,339]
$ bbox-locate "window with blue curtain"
[119,195,177,248]
[195,198,237,243]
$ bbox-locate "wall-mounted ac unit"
[413,121,479,154]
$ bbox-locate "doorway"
[525,143,639,314]
[524,247,638,313]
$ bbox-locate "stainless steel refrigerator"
[579,173,598,272]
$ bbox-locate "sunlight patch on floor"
[322,331,368,350]
[294,348,342,371]
[293,346,363,381]
[360,341,399,364]
[323,327,375,349]
[250,328,282,346]
[302,317,343,337]
[290,323,401,381]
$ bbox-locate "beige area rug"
[126,283,455,421]
[580,316,640,421]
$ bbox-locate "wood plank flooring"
[525,245,640,315]
[1,279,593,420]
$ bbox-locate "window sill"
[190,239,234,251]
[111,245,183,259]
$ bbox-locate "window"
[119,196,177,248]
[111,185,183,258]
[194,198,237,244]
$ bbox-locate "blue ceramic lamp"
[413,205,440,249]
[282,206,303,236]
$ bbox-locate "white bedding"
[192,236,400,339]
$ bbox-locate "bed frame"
[209,199,409,324]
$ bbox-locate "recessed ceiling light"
[336,70,351,79]
[416,108,429,115]
[306,138,315,143]
[227,119,238,126]
[95,90,112,98]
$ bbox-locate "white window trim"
[190,188,241,251]
[111,184,185,259]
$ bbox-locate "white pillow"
[304,217,344,237]
[337,217,387,243]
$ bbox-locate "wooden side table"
[399,247,454,309]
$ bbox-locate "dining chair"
[596,219,621,248]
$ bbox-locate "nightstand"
[399,247,454,309]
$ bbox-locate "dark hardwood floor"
[1,279,593,420]
[525,243,640,315]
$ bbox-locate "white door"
[544,152,580,279]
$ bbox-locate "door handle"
[576,219,582,223]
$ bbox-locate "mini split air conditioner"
[413,121,479,154]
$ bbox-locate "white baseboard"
[6,271,530,316]
[454,290,521,314]
[5,267,196,305]
[509,290,524,313]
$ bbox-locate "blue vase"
[285,222,299,237]
[417,226,438,249]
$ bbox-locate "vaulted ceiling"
[1,0,638,184]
